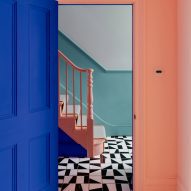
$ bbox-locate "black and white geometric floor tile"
[58,136,133,191]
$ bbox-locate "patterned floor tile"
[111,158,122,164]
[89,176,102,184]
[101,169,114,177]
[78,163,89,170]
[89,184,102,191]
[58,178,64,188]
[110,154,121,159]
[67,163,78,170]
[113,170,126,176]
[116,184,130,191]
[101,163,113,170]
[62,184,76,191]
[79,158,90,163]
[67,169,78,176]
[76,176,89,184]
[109,145,118,149]
[112,164,124,170]
[77,169,90,176]
[101,153,111,159]
[68,158,80,164]
[123,163,132,171]
[102,184,117,191]
[90,169,102,176]
[60,158,69,164]
[103,158,112,164]
[58,171,66,180]
[75,184,89,191]
[58,136,133,191]
[58,164,67,170]
[103,149,110,154]
[63,176,77,184]
[121,153,131,159]
[125,168,133,173]
[109,149,120,154]
[90,158,101,164]
[90,163,101,170]
[115,176,128,184]
[102,176,115,184]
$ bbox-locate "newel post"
[87,69,94,157]
[87,69,94,120]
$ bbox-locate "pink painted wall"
[177,0,191,191]
[142,1,177,190]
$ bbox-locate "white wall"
[58,5,132,71]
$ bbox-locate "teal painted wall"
[59,31,132,136]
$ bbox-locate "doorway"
[58,4,133,191]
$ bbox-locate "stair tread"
[62,105,81,115]
[75,126,87,130]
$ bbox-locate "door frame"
[57,1,145,190]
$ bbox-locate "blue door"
[0,0,58,190]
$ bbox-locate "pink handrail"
[58,50,94,157]
[58,50,94,121]
[58,50,88,72]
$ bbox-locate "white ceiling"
[58,5,132,71]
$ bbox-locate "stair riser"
[59,117,88,149]
[59,117,76,130]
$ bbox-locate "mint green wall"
[59,31,132,136]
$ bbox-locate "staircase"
[58,50,106,157]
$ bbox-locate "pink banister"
[58,50,88,72]
[58,50,94,157]
[58,50,94,122]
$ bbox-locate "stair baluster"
[72,68,75,117]
[65,63,68,117]
[87,69,94,157]
[58,50,105,158]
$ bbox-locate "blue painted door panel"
[0,0,58,190]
